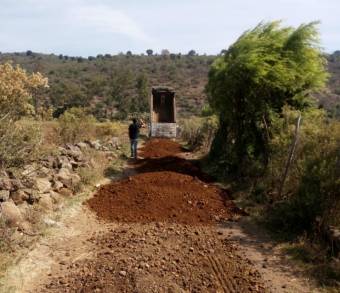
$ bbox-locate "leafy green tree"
[136,74,149,112]
[146,49,153,56]
[207,21,328,175]
[188,50,197,56]
[109,68,133,119]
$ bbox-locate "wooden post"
[278,113,302,199]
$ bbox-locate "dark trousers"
[130,139,138,158]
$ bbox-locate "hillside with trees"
[1,50,340,120]
[0,51,214,120]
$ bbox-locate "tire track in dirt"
[207,255,231,292]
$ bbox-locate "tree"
[126,51,133,57]
[136,74,149,112]
[26,50,33,56]
[0,62,48,119]
[146,49,153,56]
[207,21,328,175]
[0,63,48,168]
[161,49,170,56]
[188,50,197,56]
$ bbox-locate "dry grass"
[282,239,340,292]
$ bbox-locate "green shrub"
[0,118,42,169]
[95,122,121,138]
[58,107,96,144]
[180,115,218,150]
[266,109,340,235]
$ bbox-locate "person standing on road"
[128,118,140,159]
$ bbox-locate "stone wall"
[0,138,119,231]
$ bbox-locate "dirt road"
[1,139,318,292]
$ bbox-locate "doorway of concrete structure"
[151,87,175,123]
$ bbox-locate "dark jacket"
[128,123,139,140]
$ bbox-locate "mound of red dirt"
[88,171,239,224]
[134,138,213,182]
[139,138,183,158]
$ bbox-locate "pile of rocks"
[0,138,119,230]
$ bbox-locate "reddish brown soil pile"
[88,171,238,224]
[88,138,241,224]
[139,138,183,158]
[134,138,213,181]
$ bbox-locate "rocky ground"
[0,138,119,232]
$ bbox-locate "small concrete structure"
[150,86,177,138]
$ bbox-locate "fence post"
[278,113,302,199]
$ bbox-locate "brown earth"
[41,224,266,293]
[139,138,184,158]
[87,171,240,224]
[34,139,268,292]
[1,139,320,293]
[87,139,240,224]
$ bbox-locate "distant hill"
[319,52,340,117]
[0,51,339,119]
[0,52,214,119]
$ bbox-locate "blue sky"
[0,0,339,56]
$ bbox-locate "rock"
[59,188,73,197]
[64,144,84,161]
[21,177,35,188]
[119,270,127,277]
[0,201,24,227]
[10,179,24,191]
[42,156,56,168]
[76,142,88,150]
[70,160,81,169]
[57,156,73,170]
[89,140,101,150]
[37,167,53,178]
[52,180,64,191]
[0,190,10,202]
[111,137,120,149]
[57,168,80,188]
[49,191,62,204]
[10,190,28,205]
[35,178,52,193]
[22,164,37,177]
[0,178,12,190]
[39,193,54,210]
[21,189,39,204]
[17,202,30,219]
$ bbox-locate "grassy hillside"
[0,52,214,119]
[0,51,339,119]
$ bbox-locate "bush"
[180,115,218,150]
[0,118,42,169]
[266,108,340,235]
[58,107,96,144]
[95,122,121,138]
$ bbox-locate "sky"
[0,0,339,56]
